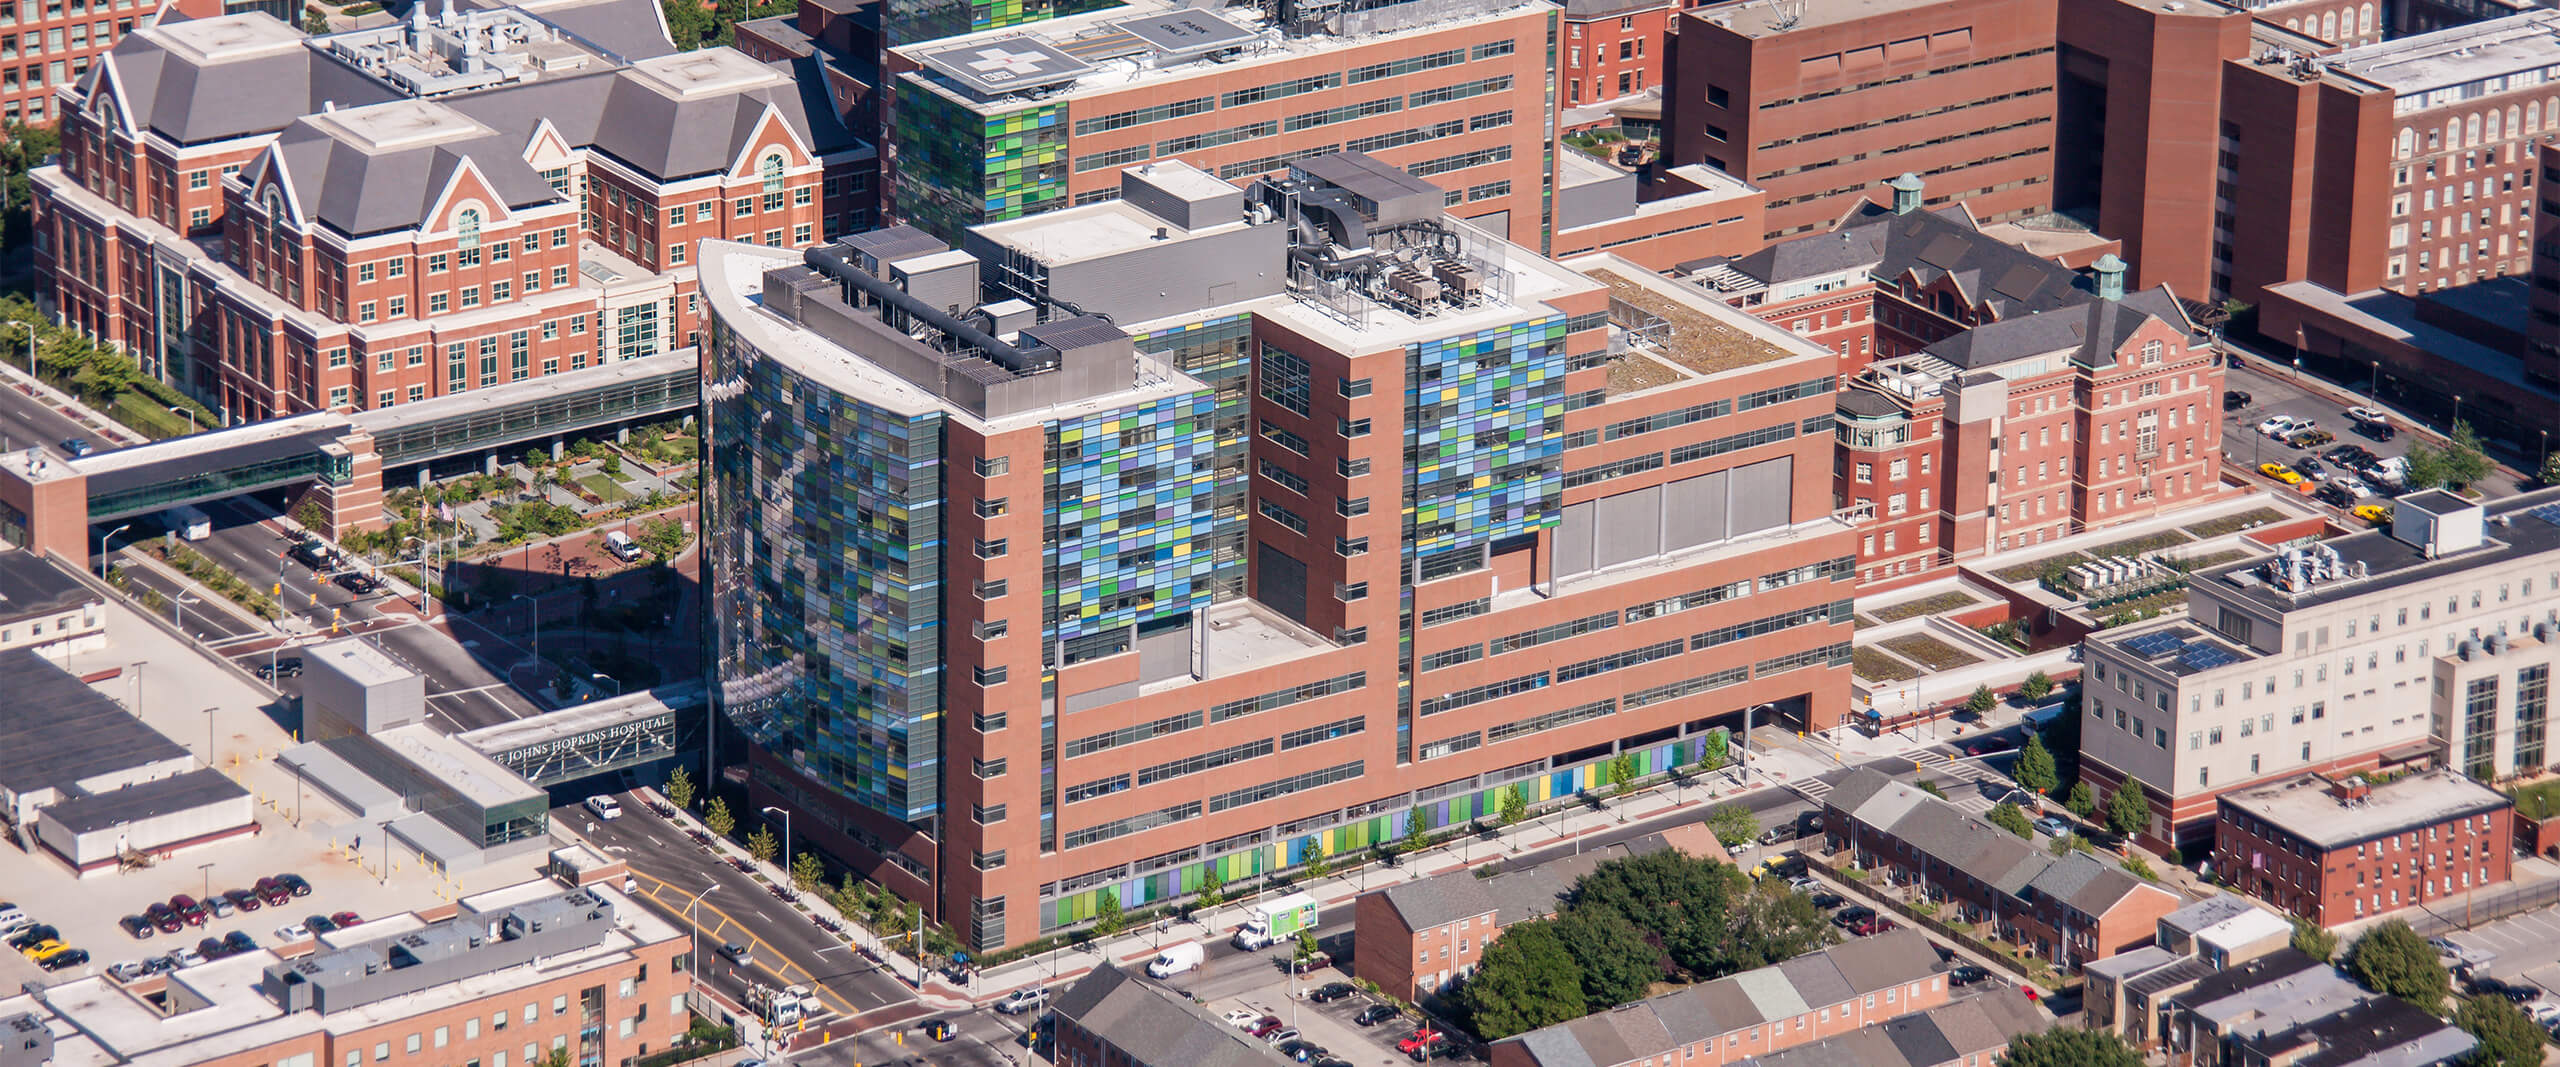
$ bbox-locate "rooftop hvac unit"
[1388,269,1441,304]
[1432,260,1483,296]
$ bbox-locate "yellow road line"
[627,869,864,1018]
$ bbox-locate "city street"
[0,375,109,456]
[564,794,924,1028]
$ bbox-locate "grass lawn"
[1991,553,2087,584]
[2087,530,2196,559]
[575,473,634,503]
[1853,647,1923,682]
[2179,548,2254,570]
[1874,591,1983,622]
[2097,588,2189,626]
[2513,779,2560,820]
[1879,634,1980,671]
[2181,507,2288,539]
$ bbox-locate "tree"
[532,1048,573,1067]
[665,765,695,811]
[1697,729,1729,772]
[1706,802,1759,846]
[1401,807,1430,853]
[1499,784,1528,828]
[1915,779,1945,798]
[2019,670,2054,702]
[302,4,330,34]
[1295,929,1319,962]
[2050,832,2094,856]
[2542,450,2560,489]
[791,850,822,893]
[1966,686,1998,714]
[1302,842,1331,879]
[2456,993,2547,1067]
[1461,920,1587,1038]
[1725,880,1837,970]
[2348,920,2451,1008]
[601,453,624,477]
[1996,1028,2142,1067]
[2291,918,2339,963]
[637,516,689,561]
[1197,864,1226,907]
[1550,909,1663,1011]
[2013,734,2058,795]
[1607,752,1638,798]
[1986,802,2033,839]
[1092,889,1125,936]
[2065,781,2098,820]
[2444,420,2494,488]
[703,797,734,838]
[2105,780,2152,839]
[746,825,778,864]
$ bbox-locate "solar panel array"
[2123,632,2186,658]
[2179,645,2244,671]
[2528,502,2560,528]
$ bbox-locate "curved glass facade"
[703,315,946,824]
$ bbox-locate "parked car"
[140,956,179,976]
[305,915,338,935]
[1401,1030,1450,1060]
[2223,390,2252,409]
[118,915,154,940]
[207,895,235,919]
[222,931,257,955]
[58,437,91,457]
[1853,916,1899,936]
[221,889,262,913]
[1949,965,1990,987]
[2355,503,2394,524]
[20,940,71,964]
[1222,1009,1261,1030]
[146,903,183,934]
[168,895,208,927]
[168,946,204,969]
[196,937,231,961]
[2034,815,2073,838]
[2288,428,2335,449]
[2259,461,2303,485]
[1309,982,1357,1003]
[1833,906,1877,929]
[2315,483,2355,508]
[107,960,149,982]
[330,911,361,928]
[1810,892,1847,910]
[1356,1004,1402,1027]
[275,873,313,897]
[7,925,59,951]
[274,923,312,943]
[2357,419,2397,441]
[1248,1016,1285,1038]
[254,878,292,906]
[2294,456,2325,478]
[994,987,1049,1015]
[2256,414,2298,437]
[38,949,88,972]
[1264,1028,1302,1047]
[2346,405,2388,425]
[1276,1039,1325,1062]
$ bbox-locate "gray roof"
[90,28,401,146]
[1502,928,1946,1067]
[1832,767,2165,920]
[1374,831,1684,931]
[0,649,191,795]
[2251,993,2476,1067]
[484,0,676,59]
[1704,202,2092,321]
[2084,944,2180,983]
[1921,287,2192,371]
[0,550,97,625]
[260,114,561,237]
[1737,991,2046,1067]
[1052,963,1293,1067]
[41,768,248,833]
[2160,894,2261,937]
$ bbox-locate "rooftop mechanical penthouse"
[700,153,1858,951]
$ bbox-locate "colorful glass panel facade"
[1402,316,1568,566]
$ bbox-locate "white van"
[603,530,644,562]
[1147,941,1204,978]
[584,795,623,820]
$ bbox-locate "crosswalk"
[1909,752,2014,813]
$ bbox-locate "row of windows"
[1419,597,1492,628]
[1692,601,1852,650]
[1285,96,1403,132]
[1419,730,1484,760]
[1160,120,1280,156]
[1407,144,1514,178]
[1420,643,1485,672]
[1208,761,1363,813]
[1755,45,2057,111]
[1281,715,1366,750]
[1563,451,1663,489]
[1625,666,1752,709]
[1139,738,1274,786]
[1555,638,1684,683]
[1409,75,1512,108]
[1073,96,1215,136]
[1063,711,1201,759]
[1758,641,1853,677]
[1491,609,1619,654]
[1208,671,1367,723]
[1222,72,1343,108]
[1348,47,1467,83]
[1486,698,1618,745]
[1607,398,1733,441]
[1064,801,1201,850]
[1419,671,1549,717]
[1670,421,1798,465]
[1258,499,1308,534]
[1737,375,1838,411]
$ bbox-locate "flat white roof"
[972,195,1256,269]
[2223,769,2511,849]
[306,637,416,689]
[376,723,543,806]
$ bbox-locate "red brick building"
[1564,0,1675,111]
[32,3,871,422]
[2215,770,2514,927]
[1665,0,2061,243]
[1687,184,2224,586]
[1352,823,1719,999]
[1825,767,2185,968]
[0,0,229,127]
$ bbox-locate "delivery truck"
[1232,891,1319,950]
[1147,941,1204,977]
[164,504,211,541]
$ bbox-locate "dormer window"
[760,152,787,212]
[456,207,482,267]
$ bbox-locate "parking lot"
[1205,976,1467,1066]
[2218,354,2525,506]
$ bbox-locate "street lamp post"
[592,672,621,697]
[174,594,200,634]
[684,885,716,1016]
[402,536,435,617]
[761,805,792,877]
[168,405,197,434]
[2452,395,2463,430]
[199,862,215,904]
[2369,361,2381,403]
[203,706,217,768]
[512,592,541,669]
[98,523,132,578]
[7,320,34,380]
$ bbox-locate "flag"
[438,501,453,522]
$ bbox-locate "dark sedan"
[1832,906,1876,929]
[1355,1004,1401,1027]
[1308,982,1357,1003]
[1949,965,1990,987]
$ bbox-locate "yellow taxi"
[21,940,70,963]
[2258,462,2303,486]
[2354,503,2393,525]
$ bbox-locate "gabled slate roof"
[1052,963,1293,1067]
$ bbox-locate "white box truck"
[165,504,211,541]
[1232,891,1319,950]
[1146,941,1204,977]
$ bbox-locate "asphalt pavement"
[565,794,922,1028]
[0,376,103,456]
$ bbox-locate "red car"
[1247,1016,1283,1038]
[145,903,184,934]
[1398,1029,1445,1054]
[254,878,291,907]
[221,889,262,913]
[330,912,362,928]
[168,895,209,928]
